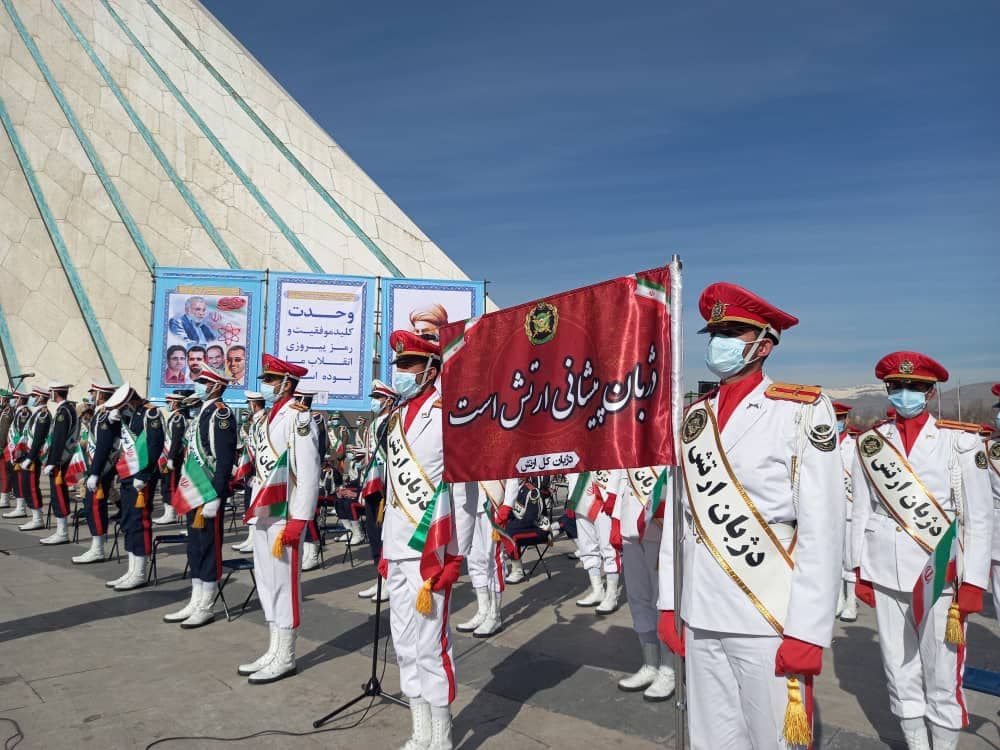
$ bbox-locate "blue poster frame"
[148,267,265,405]
[266,272,376,412]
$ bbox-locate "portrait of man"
[226,345,246,386]
[206,344,225,370]
[409,303,449,341]
[168,296,217,345]
[187,346,206,381]
[164,345,187,384]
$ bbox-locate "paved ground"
[1,507,998,749]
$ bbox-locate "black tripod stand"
[312,572,407,727]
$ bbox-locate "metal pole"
[669,255,686,750]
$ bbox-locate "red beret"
[874,351,948,384]
[992,383,1000,397]
[698,282,798,340]
[259,353,307,380]
[194,364,232,386]
[389,330,441,363]
[832,402,853,415]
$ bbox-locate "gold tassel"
[376,499,385,525]
[55,470,63,486]
[491,529,501,543]
[192,506,205,529]
[272,534,286,559]
[135,488,145,509]
[945,601,965,646]
[782,677,811,748]
[415,579,433,616]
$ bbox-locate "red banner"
[440,266,674,482]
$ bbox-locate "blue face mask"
[371,398,384,413]
[27,396,37,408]
[995,412,1000,431]
[837,419,846,434]
[888,389,926,419]
[259,383,279,405]
[193,382,210,401]
[705,335,749,378]
[393,371,422,401]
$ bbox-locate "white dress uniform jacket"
[257,400,320,526]
[657,375,844,647]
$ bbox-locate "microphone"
[14,372,35,378]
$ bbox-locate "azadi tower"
[0,0,471,387]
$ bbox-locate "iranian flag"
[632,272,669,306]
[5,428,27,462]
[362,462,385,500]
[233,445,254,483]
[637,470,669,541]
[408,482,456,582]
[116,424,148,479]
[567,472,602,521]
[64,444,87,486]
[912,520,959,630]
[244,449,289,522]
[172,453,219,514]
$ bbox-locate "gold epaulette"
[764,383,822,404]
[431,399,442,409]
[936,419,982,434]
[215,401,227,410]
[289,402,309,412]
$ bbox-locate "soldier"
[563,471,621,610]
[17,387,52,531]
[231,391,267,553]
[236,355,319,684]
[39,382,79,545]
[2,390,31,519]
[153,391,191,525]
[851,353,993,750]
[75,383,118,564]
[103,384,165,591]
[610,467,675,701]
[457,477,508,638]
[162,366,238,629]
[988,384,1000,625]
[354,379,397,602]
[0,390,15,509]
[328,410,349,469]
[292,388,323,574]
[831,401,859,621]
[382,330,469,750]
[657,282,844,750]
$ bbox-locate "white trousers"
[992,561,1000,626]
[252,520,303,629]
[388,558,456,707]
[686,627,793,750]
[842,517,855,580]
[622,534,659,635]
[467,512,503,593]
[873,585,967,729]
[576,513,619,575]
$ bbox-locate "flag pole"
[669,255,686,750]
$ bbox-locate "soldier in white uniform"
[382,330,470,750]
[611,466,675,700]
[851,352,993,750]
[834,401,859,621]
[355,379,396,602]
[456,478,509,638]
[657,282,844,750]
[566,471,621,609]
[232,392,267,553]
[237,355,320,684]
[988,384,1000,624]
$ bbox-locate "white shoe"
[505,559,526,585]
[231,525,253,550]
[238,623,279,676]
[901,718,930,750]
[644,665,676,702]
[347,519,364,543]
[72,535,106,564]
[473,590,502,638]
[619,664,659,692]
[428,707,453,750]
[358,581,379,599]
[0,491,10,508]
[40,518,69,545]
[115,555,149,590]
[371,586,389,603]
[456,588,489,633]
[301,542,321,571]
[596,573,620,614]
[840,591,858,622]
[18,508,44,531]
[400,696,432,750]
[928,721,960,750]
[153,505,177,525]
[3,498,26,518]
[576,572,605,607]
[106,553,135,588]
[163,580,201,623]
[248,628,296,684]
[180,581,216,629]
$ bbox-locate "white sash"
[627,466,663,507]
[249,413,278,484]
[681,400,794,634]
[479,480,504,510]
[386,413,438,527]
[856,428,950,554]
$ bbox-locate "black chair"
[148,532,188,585]
[512,529,553,580]
[214,558,257,621]
[108,521,122,563]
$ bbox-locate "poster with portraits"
[148,268,265,404]
[380,278,486,383]
[266,273,376,411]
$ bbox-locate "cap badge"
[395,340,404,354]
[710,301,725,323]
[899,359,914,375]
[524,301,559,346]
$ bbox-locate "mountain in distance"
[830,381,996,427]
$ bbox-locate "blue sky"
[205,0,999,387]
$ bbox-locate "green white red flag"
[912,520,958,630]
[567,472,602,522]
[637,470,669,541]
[233,445,254,483]
[116,424,149,479]
[244,449,289,521]
[172,453,219,514]
[64,444,87,486]
[408,481,456,582]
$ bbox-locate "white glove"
[86,475,98,492]
[166,460,174,471]
[20,459,30,469]
[43,465,54,476]
[107,409,121,423]
[201,499,221,519]
[133,478,146,490]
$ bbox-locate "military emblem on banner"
[524,302,559,345]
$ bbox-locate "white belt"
[688,513,795,540]
[873,504,955,522]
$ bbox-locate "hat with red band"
[832,402,853,416]
[166,390,194,402]
[259,353,308,380]
[875,351,948,384]
[30,386,50,399]
[992,383,1000,408]
[194,364,232,386]
[369,378,397,399]
[105,383,138,410]
[389,330,441,363]
[697,282,798,341]
[90,382,116,394]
